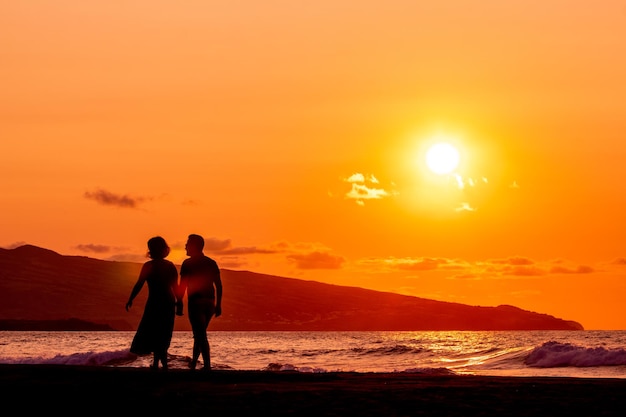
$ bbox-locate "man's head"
[185,234,205,256]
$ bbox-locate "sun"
[425,142,460,175]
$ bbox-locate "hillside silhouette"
[0,245,583,331]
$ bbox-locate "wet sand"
[2,364,625,416]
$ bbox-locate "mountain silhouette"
[0,245,584,331]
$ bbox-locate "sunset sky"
[3,1,626,330]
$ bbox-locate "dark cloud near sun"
[84,188,147,208]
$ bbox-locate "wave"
[3,336,625,376]
[525,341,626,368]
[262,362,456,375]
[352,344,422,355]
[0,349,134,366]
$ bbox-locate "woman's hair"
[147,236,170,259]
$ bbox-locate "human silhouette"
[176,234,223,370]
[126,236,179,370]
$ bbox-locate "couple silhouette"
[125,234,223,371]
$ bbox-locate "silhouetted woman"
[126,236,179,370]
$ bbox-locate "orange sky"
[2,1,626,329]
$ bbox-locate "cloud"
[549,265,594,274]
[355,257,469,273]
[455,202,476,212]
[395,257,462,271]
[489,257,535,266]
[502,265,547,276]
[473,258,596,278]
[287,251,345,270]
[453,174,488,190]
[84,188,146,208]
[203,237,233,252]
[75,244,113,254]
[343,172,396,205]
[200,237,280,256]
[5,241,27,249]
[353,255,598,279]
[220,246,279,255]
[216,256,249,269]
[346,173,366,183]
[106,253,147,263]
[181,199,202,206]
[197,239,344,272]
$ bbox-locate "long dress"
[130,259,178,355]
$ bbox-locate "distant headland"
[0,245,584,331]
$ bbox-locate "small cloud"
[549,265,594,274]
[454,174,488,190]
[343,172,396,205]
[451,272,487,280]
[490,257,535,266]
[454,174,465,189]
[355,256,468,274]
[346,183,389,200]
[455,202,475,212]
[504,265,547,276]
[220,246,278,255]
[346,173,365,183]
[216,256,249,269]
[203,237,232,252]
[182,199,202,206]
[200,237,281,256]
[396,257,453,271]
[274,241,332,253]
[75,244,112,254]
[84,188,146,209]
[106,253,147,263]
[5,241,27,249]
[287,251,345,270]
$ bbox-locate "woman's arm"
[125,263,149,311]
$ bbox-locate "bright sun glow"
[425,142,460,175]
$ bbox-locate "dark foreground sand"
[2,365,626,416]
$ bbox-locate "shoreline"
[3,364,626,415]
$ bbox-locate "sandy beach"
[2,364,626,416]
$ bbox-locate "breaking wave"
[525,341,626,368]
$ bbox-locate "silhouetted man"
[176,234,222,370]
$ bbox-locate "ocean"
[2,330,626,379]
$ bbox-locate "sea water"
[2,330,626,378]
